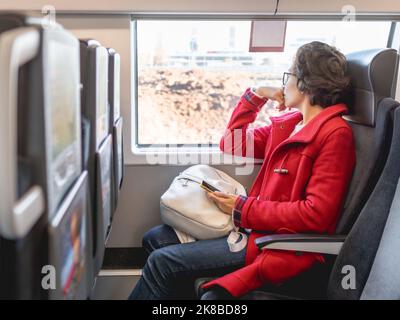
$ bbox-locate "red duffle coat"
[201,88,356,297]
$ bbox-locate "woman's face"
[283,66,305,109]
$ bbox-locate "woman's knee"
[143,246,177,284]
[142,247,195,299]
[142,224,180,254]
[137,249,173,298]
[145,248,167,276]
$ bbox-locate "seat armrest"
[255,234,346,255]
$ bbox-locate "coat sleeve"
[220,87,271,159]
[237,127,356,233]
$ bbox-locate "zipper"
[178,168,231,185]
[177,174,202,185]
[177,170,238,194]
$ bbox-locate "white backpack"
[160,164,248,251]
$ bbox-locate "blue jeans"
[128,224,246,300]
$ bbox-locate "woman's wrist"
[253,86,276,100]
[252,86,285,108]
[232,195,248,228]
[251,87,267,99]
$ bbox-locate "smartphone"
[200,180,221,193]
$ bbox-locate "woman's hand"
[254,86,286,111]
[206,191,238,215]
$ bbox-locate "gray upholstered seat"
[328,105,400,300]
[338,48,399,233]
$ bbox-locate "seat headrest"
[344,48,399,127]
[79,38,102,48]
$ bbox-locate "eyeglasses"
[282,72,297,86]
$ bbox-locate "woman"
[128,41,356,300]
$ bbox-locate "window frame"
[129,14,397,165]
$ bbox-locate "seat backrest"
[107,47,121,129]
[0,13,93,300]
[79,39,113,277]
[107,47,123,213]
[328,104,400,299]
[361,170,400,299]
[336,48,399,234]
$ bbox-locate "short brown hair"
[293,41,351,108]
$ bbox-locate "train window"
[133,20,392,148]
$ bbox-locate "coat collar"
[270,103,349,144]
